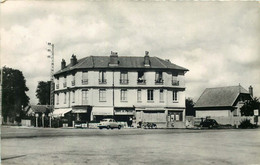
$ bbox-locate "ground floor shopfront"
[52,106,186,128]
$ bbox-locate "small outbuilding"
[194,85,253,118]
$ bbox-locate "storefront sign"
[72,109,87,113]
[114,110,134,115]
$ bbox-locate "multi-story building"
[53,51,188,128]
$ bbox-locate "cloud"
[1,1,260,103]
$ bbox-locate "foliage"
[238,119,257,129]
[186,98,195,116]
[240,97,260,116]
[1,67,30,122]
[36,81,51,105]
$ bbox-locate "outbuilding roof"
[194,86,250,108]
[25,105,51,114]
[54,55,188,75]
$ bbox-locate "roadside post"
[42,114,45,128]
[254,109,259,125]
[35,113,39,127]
[48,113,52,128]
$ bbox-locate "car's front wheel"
[118,125,121,129]
[107,126,110,129]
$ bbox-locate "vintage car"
[98,118,122,129]
[200,119,219,128]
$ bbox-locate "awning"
[53,108,72,117]
[92,107,113,116]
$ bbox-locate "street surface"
[1,126,260,165]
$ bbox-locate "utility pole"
[47,42,54,128]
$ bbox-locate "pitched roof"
[25,105,51,114]
[194,86,249,108]
[55,56,188,75]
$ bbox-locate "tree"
[1,67,30,123]
[240,97,260,116]
[36,81,51,105]
[186,98,195,116]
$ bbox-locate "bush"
[238,119,257,129]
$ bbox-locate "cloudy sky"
[1,1,260,104]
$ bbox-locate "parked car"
[98,118,122,129]
[200,119,219,128]
[142,122,157,129]
[74,121,88,128]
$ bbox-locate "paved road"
[1,127,260,165]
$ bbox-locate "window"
[120,72,128,84]
[56,77,60,89]
[173,91,178,101]
[99,71,107,84]
[147,89,154,101]
[172,72,179,86]
[160,89,164,102]
[64,92,67,104]
[82,71,88,84]
[137,89,142,102]
[72,91,75,103]
[137,71,145,84]
[99,89,106,102]
[71,74,75,86]
[82,90,88,105]
[63,76,67,87]
[155,72,163,84]
[120,89,127,101]
[56,94,59,105]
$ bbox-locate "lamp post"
[42,113,45,128]
[47,42,54,127]
[35,113,39,127]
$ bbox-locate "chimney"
[61,59,66,69]
[249,85,253,97]
[144,51,150,66]
[109,51,119,66]
[70,54,77,66]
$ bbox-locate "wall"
[196,110,232,118]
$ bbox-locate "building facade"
[53,51,188,128]
[194,85,253,118]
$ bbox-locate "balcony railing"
[82,79,88,85]
[137,79,146,85]
[155,79,164,85]
[56,84,59,89]
[71,80,75,86]
[120,79,129,84]
[172,80,180,86]
[63,82,67,88]
[99,79,107,84]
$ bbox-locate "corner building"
[53,51,189,128]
